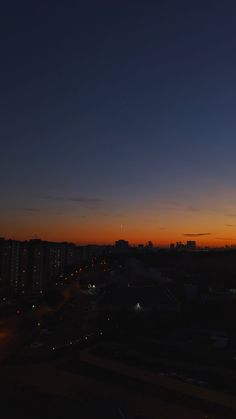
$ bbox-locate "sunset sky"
[2,1,236,246]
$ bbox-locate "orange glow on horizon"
[2,199,236,248]
[2,229,236,248]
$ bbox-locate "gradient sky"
[1,0,236,245]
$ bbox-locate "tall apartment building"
[0,238,11,296]
[18,241,30,295]
[9,240,21,293]
[29,240,46,295]
[48,242,66,281]
[0,238,85,297]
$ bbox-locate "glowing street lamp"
[134,302,142,312]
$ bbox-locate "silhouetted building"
[186,240,196,250]
[29,240,46,295]
[9,241,21,293]
[18,241,30,295]
[137,244,144,252]
[0,239,11,296]
[0,239,30,296]
[115,240,129,251]
[81,245,105,261]
[48,243,66,281]
[66,243,76,267]
[176,241,184,249]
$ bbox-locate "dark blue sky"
[1,0,236,244]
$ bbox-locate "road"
[0,361,219,419]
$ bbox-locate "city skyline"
[0,234,235,248]
[2,1,236,246]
